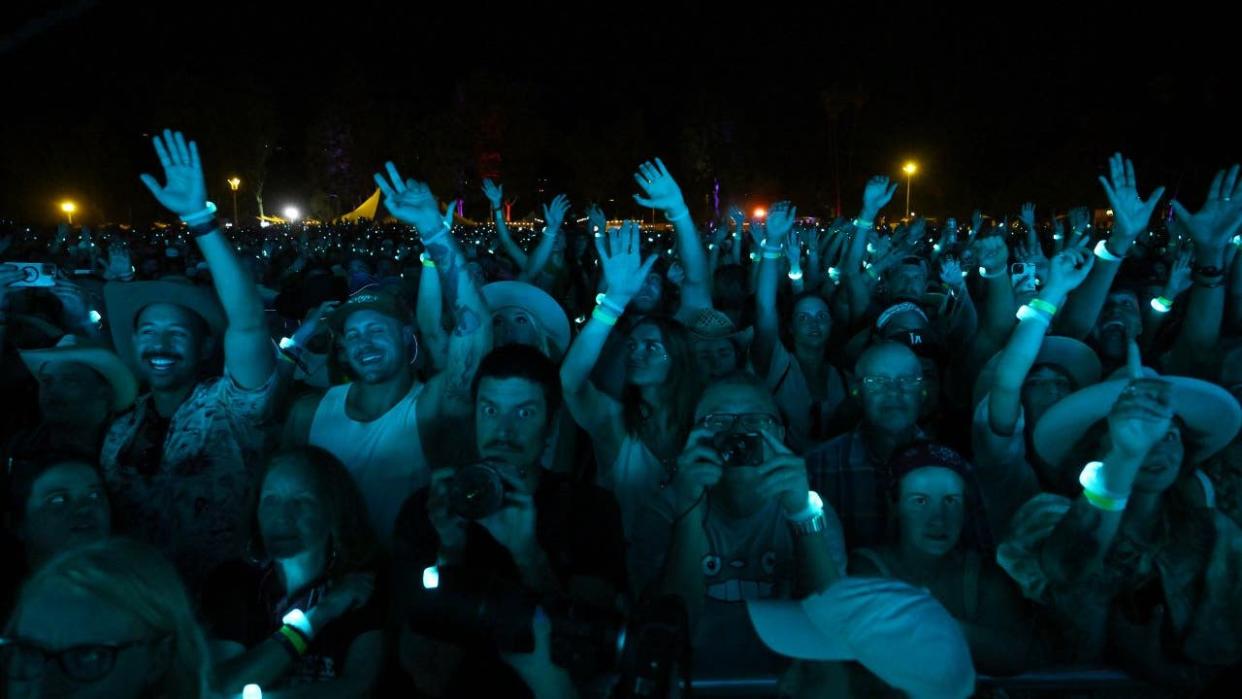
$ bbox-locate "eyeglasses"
[698,413,779,433]
[0,636,165,683]
[860,376,924,393]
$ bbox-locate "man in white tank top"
[284,167,492,547]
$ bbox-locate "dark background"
[2,0,1238,226]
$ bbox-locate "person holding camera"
[629,372,846,681]
[393,343,628,698]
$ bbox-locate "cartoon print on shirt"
[702,549,779,602]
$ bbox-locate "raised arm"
[416,257,449,372]
[559,222,656,447]
[484,178,527,267]
[1039,375,1172,587]
[1056,154,1165,339]
[1167,165,1242,369]
[1141,247,1191,351]
[139,130,274,390]
[521,194,569,283]
[753,202,796,377]
[375,163,491,419]
[633,158,712,313]
[988,244,1094,437]
[839,176,898,324]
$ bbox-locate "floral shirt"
[100,371,278,589]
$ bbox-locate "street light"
[228,177,241,228]
[60,201,76,225]
[283,206,301,223]
[902,162,918,219]
[753,207,767,219]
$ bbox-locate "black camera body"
[711,431,764,467]
[448,460,510,519]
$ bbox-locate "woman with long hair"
[2,537,210,699]
[199,447,387,697]
[561,222,701,532]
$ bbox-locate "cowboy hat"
[972,336,1102,408]
[104,279,226,375]
[20,335,139,412]
[482,281,571,358]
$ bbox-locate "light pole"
[60,201,76,225]
[228,178,241,227]
[902,162,918,219]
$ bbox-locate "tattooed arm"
[374,163,492,423]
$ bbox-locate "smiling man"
[284,163,492,547]
[100,130,278,591]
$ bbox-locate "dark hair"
[622,316,701,444]
[245,447,378,577]
[5,453,103,529]
[472,343,563,426]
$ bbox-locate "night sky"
[2,1,1239,226]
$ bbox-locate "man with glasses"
[629,372,846,681]
[803,341,927,547]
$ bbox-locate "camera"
[448,460,511,520]
[4,262,55,288]
[711,431,763,467]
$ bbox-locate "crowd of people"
[2,129,1242,698]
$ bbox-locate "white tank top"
[308,383,429,546]
[602,436,668,536]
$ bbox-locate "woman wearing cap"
[2,538,211,699]
[561,223,700,532]
[752,202,847,454]
[999,374,1242,689]
[848,443,1049,676]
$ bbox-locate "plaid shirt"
[101,371,278,588]
[804,429,923,550]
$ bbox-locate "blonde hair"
[11,538,210,698]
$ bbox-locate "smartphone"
[5,261,56,287]
[1010,262,1036,295]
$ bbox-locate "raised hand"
[482,178,504,210]
[861,176,898,219]
[1170,164,1242,256]
[101,245,133,281]
[1164,247,1194,297]
[542,194,570,232]
[938,257,966,290]
[765,201,798,244]
[1098,153,1166,250]
[587,204,607,236]
[1019,202,1037,233]
[139,130,208,218]
[1044,245,1095,296]
[1051,214,1068,252]
[374,162,447,236]
[633,158,688,214]
[595,221,658,302]
[49,279,92,328]
[970,209,984,241]
[1107,378,1174,462]
[728,205,747,234]
[972,235,1009,275]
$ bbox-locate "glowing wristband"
[179,202,217,226]
[979,266,1006,279]
[1078,461,1129,511]
[788,269,804,281]
[749,251,760,262]
[592,307,619,327]
[1150,296,1173,313]
[243,684,263,699]
[276,625,309,656]
[827,267,840,281]
[1016,304,1051,325]
[785,490,824,523]
[1094,239,1123,262]
[282,608,314,639]
[422,565,440,590]
[854,218,874,230]
[422,222,451,246]
[594,294,626,316]
[1028,298,1058,316]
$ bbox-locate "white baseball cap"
[747,577,975,699]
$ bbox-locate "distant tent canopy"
[338,188,381,222]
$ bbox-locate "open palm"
[1098,153,1165,243]
[633,158,687,212]
[1171,165,1242,253]
[139,130,208,217]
